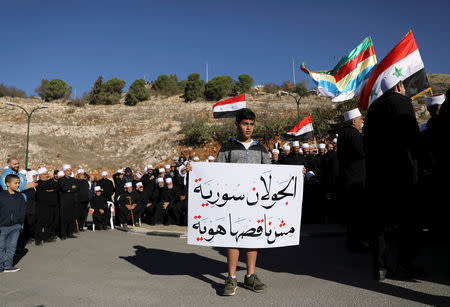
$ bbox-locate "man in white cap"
[271,149,279,164]
[97,171,114,201]
[91,186,110,230]
[159,177,178,225]
[364,79,423,281]
[208,156,215,163]
[112,169,126,204]
[116,182,137,228]
[76,169,90,232]
[133,182,148,223]
[58,164,79,239]
[337,108,366,252]
[35,167,59,244]
[292,141,301,155]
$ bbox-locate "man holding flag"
[363,31,425,280]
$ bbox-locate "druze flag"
[359,30,431,110]
[301,37,377,102]
[281,116,314,141]
[212,94,246,118]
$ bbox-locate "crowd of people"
[1,83,448,289]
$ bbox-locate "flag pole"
[411,87,432,100]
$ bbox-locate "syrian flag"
[212,94,246,118]
[281,116,314,141]
[359,30,431,110]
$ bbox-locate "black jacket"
[36,179,59,206]
[338,126,365,186]
[0,190,27,226]
[364,91,422,187]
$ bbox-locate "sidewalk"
[115,223,346,238]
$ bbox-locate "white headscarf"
[26,170,38,183]
[178,165,187,186]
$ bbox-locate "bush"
[67,97,87,107]
[204,76,234,101]
[212,120,236,144]
[125,79,149,106]
[35,79,49,98]
[237,74,254,93]
[152,74,180,96]
[292,81,307,96]
[88,76,125,105]
[43,79,72,101]
[0,84,27,98]
[184,73,204,102]
[262,83,281,94]
[181,118,213,146]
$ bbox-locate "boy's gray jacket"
[215,139,270,164]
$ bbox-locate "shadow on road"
[120,245,244,295]
[256,236,449,306]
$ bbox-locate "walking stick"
[126,196,135,227]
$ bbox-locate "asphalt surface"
[1,229,449,307]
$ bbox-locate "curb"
[115,226,186,238]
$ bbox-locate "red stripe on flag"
[334,46,376,83]
[359,30,418,110]
[212,94,245,108]
[289,116,312,133]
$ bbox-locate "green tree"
[43,79,72,101]
[125,79,149,106]
[237,74,254,93]
[184,73,204,102]
[152,74,180,96]
[103,77,125,94]
[204,76,234,101]
[35,79,49,98]
[88,76,107,105]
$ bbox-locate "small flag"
[359,30,431,110]
[212,94,246,118]
[281,116,314,141]
[301,37,377,102]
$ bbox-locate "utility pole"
[206,62,209,83]
[4,102,48,169]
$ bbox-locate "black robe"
[97,178,114,201]
[91,194,110,225]
[337,126,365,186]
[58,176,79,237]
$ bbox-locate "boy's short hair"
[5,174,20,183]
[235,108,255,124]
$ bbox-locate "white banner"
[188,162,304,248]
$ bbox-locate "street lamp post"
[282,90,316,123]
[4,102,48,169]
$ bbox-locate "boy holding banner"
[187,108,270,296]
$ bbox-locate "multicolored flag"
[212,94,246,118]
[301,37,377,102]
[281,116,314,141]
[359,30,431,110]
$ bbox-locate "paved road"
[1,229,449,307]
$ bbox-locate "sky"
[1,0,449,96]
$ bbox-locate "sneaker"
[243,274,266,293]
[222,277,237,296]
[4,267,21,273]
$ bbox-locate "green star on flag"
[393,67,403,78]
[370,90,377,99]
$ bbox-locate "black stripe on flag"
[281,130,314,141]
[403,68,430,98]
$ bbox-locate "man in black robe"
[117,182,141,227]
[159,178,179,225]
[76,169,90,231]
[147,177,165,225]
[337,108,366,251]
[58,165,79,239]
[35,167,59,244]
[134,182,149,224]
[98,171,114,201]
[112,169,125,202]
[324,142,340,222]
[91,186,110,230]
[364,79,423,280]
